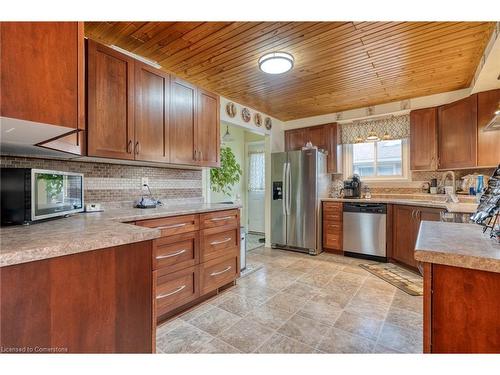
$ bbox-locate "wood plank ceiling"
[85,22,495,121]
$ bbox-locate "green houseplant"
[210,146,242,196]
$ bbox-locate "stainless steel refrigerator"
[271,149,329,255]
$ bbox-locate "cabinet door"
[134,63,170,163]
[197,88,220,167]
[1,22,83,130]
[438,95,477,169]
[477,89,500,167]
[410,107,438,170]
[285,129,306,150]
[392,205,420,268]
[87,40,135,160]
[170,78,197,165]
[307,125,328,150]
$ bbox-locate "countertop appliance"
[1,168,84,225]
[343,175,361,198]
[271,149,329,255]
[343,202,387,261]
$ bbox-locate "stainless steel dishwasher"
[343,202,387,260]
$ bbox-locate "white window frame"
[343,139,410,182]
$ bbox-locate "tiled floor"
[156,247,423,353]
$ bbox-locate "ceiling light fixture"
[365,130,380,142]
[222,125,234,143]
[258,52,294,74]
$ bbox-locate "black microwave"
[1,168,84,225]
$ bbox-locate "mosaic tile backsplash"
[0,156,203,208]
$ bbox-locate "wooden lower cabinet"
[322,201,343,253]
[0,241,153,353]
[392,205,441,270]
[200,253,239,295]
[137,209,240,322]
[155,266,199,318]
[423,263,500,353]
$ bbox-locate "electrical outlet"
[141,177,149,192]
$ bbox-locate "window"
[345,139,408,180]
[248,152,265,191]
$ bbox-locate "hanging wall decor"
[265,117,272,130]
[254,113,263,127]
[226,102,236,118]
[241,107,251,122]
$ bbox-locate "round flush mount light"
[258,52,294,74]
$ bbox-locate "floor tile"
[265,292,308,314]
[277,314,331,347]
[256,333,316,353]
[217,318,274,353]
[282,281,321,299]
[189,306,242,336]
[385,306,423,331]
[309,289,354,308]
[216,294,262,317]
[391,290,423,314]
[231,284,278,304]
[156,318,191,337]
[297,272,335,288]
[317,327,376,353]
[345,297,391,320]
[193,338,241,353]
[333,310,384,341]
[178,303,215,322]
[246,303,295,330]
[296,300,343,327]
[377,322,423,353]
[156,322,214,353]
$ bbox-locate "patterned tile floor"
[156,248,423,353]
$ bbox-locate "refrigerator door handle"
[282,162,288,215]
[286,162,292,215]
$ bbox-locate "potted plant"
[210,146,242,197]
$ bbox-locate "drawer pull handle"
[156,285,186,299]
[210,266,232,276]
[210,237,231,245]
[157,223,187,230]
[210,216,233,222]
[156,249,187,259]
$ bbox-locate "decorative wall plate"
[226,102,236,118]
[265,117,272,130]
[254,113,263,127]
[241,107,251,122]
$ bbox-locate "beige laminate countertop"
[0,203,240,267]
[321,196,478,213]
[415,221,500,273]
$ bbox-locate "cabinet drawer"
[155,266,199,318]
[153,231,199,272]
[323,202,343,212]
[323,211,342,222]
[201,226,239,262]
[200,254,239,295]
[136,214,199,236]
[200,209,239,229]
[323,221,342,250]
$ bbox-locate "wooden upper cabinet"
[135,63,170,163]
[197,89,220,167]
[477,89,500,167]
[285,128,307,151]
[410,107,438,171]
[437,95,477,169]
[284,123,342,174]
[0,22,83,129]
[87,40,135,160]
[170,78,197,165]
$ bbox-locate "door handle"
[210,237,231,245]
[210,216,233,222]
[286,162,292,214]
[156,249,187,259]
[156,223,187,230]
[282,162,287,215]
[210,266,232,276]
[127,140,133,154]
[134,141,140,155]
[156,285,186,299]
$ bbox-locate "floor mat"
[359,263,423,296]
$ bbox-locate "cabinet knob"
[134,141,140,155]
[127,140,133,154]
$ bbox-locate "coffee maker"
[343,175,361,198]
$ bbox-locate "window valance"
[340,114,410,144]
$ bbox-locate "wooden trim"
[423,262,432,353]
